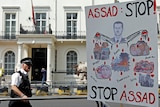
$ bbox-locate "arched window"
[4,51,15,75]
[66,51,77,75]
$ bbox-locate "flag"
[31,0,36,26]
[154,0,156,14]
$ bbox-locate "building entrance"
[32,48,47,81]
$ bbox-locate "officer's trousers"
[8,100,32,107]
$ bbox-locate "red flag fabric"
[31,0,36,25]
[154,0,156,14]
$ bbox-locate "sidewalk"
[0,94,87,101]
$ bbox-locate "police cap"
[20,57,32,66]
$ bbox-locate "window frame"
[66,50,78,75]
[2,6,20,38]
[35,12,47,34]
[4,51,15,75]
[64,6,81,39]
[66,13,78,39]
[4,13,17,39]
[34,6,50,34]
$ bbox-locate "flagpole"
[31,0,36,30]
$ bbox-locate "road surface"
[0,96,159,107]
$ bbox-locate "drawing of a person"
[93,43,101,60]
[101,42,110,60]
[137,41,149,56]
[95,65,112,79]
[130,44,138,56]
[101,65,112,79]
[110,21,126,44]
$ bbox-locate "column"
[17,43,23,64]
[23,44,29,57]
[47,44,52,84]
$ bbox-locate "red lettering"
[120,90,127,101]
[142,93,148,103]
[135,91,141,102]
[120,90,156,104]
[88,9,94,18]
[101,7,106,17]
[128,91,135,102]
[87,6,118,19]
[94,8,100,18]
[149,93,155,104]
[112,6,118,16]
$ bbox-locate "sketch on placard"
[93,43,101,60]
[130,41,150,56]
[95,64,112,79]
[93,42,110,60]
[134,60,154,74]
[111,53,129,71]
[101,42,110,60]
[139,73,154,87]
[86,1,158,106]
[94,21,148,47]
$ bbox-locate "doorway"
[32,48,47,81]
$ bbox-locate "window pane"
[73,13,77,19]
[73,28,77,35]
[67,27,71,32]
[12,14,16,19]
[36,13,40,19]
[36,21,40,26]
[42,13,46,19]
[5,21,10,26]
[5,14,10,19]
[42,21,46,26]
[73,21,77,26]
[12,21,16,26]
[67,13,71,19]
[67,21,71,26]
[5,27,10,32]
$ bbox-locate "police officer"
[9,57,33,107]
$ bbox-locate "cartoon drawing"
[110,21,126,44]
[134,60,154,74]
[141,30,148,40]
[93,43,101,60]
[95,65,112,79]
[94,21,148,47]
[130,41,150,56]
[139,73,154,87]
[93,42,110,60]
[101,42,110,60]
[111,53,129,71]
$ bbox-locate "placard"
[85,0,158,107]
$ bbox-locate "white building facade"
[0,0,160,84]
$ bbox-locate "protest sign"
[85,0,158,107]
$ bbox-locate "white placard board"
[85,0,158,107]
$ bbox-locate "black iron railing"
[0,31,86,40]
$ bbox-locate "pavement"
[0,94,87,101]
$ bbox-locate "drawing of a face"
[113,21,123,38]
[102,42,108,48]
[101,65,112,78]
[138,42,145,51]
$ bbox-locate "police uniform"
[9,57,32,107]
